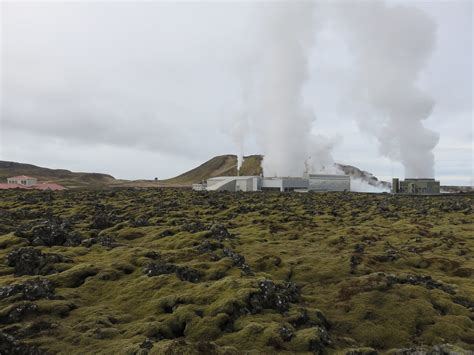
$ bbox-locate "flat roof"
[309,174,350,179]
[403,178,437,181]
[207,176,259,180]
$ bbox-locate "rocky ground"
[0,189,472,354]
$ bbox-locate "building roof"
[308,174,350,180]
[0,182,66,191]
[0,183,29,190]
[33,183,66,191]
[8,175,36,180]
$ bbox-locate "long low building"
[392,178,440,194]
[193,174,351,192]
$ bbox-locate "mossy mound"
[0,189,473,354]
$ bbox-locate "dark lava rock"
[248,279,300,314]
[196,240,223,254]
[208,224,231,240]
[0,279,54,301]
[91,206,119,230]
[0,303,39,324]
[453,296,474,311]
[181,221,207,233]
[354,244,365,253]
[350,255,363,274]
[222,248,252,275]
[159,229,175,238]
[16,217,82,247]
[387,274,455,295]
[345,348,378,355]
[16,320,55,338]
[139,338,153,350]
[174,266,202,283]
[0,331,44,355]
[143,263,202,283]
[81,235,117,249]
[373,248,399,263]
[279,325,294,341]
[6,247,67,276]
[130,216,150,227]
[222,248,245,267]
[390,344,465,355]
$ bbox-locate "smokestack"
[392,178,400,193]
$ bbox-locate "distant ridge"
[163,155,238,184]
[0,161,115,188]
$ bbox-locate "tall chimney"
[392,178,400,193]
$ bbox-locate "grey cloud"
[1,1,472,184]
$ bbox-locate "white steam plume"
[335,2,439,178]
[241,2,334,177]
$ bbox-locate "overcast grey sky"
[0,0,472,185]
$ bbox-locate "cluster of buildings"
[0,176,66,191]
[193,174,441,195]
[193,174,351,192]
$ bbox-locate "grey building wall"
[398,179,440,194]
[308,174,350,192]
[7,177,38,186]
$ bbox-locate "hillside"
[239,155,263,176]
[163,155,238,185]
[0,161,116,188]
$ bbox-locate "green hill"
[239,155,263,176]
[0,161,116,188]
[163,154,263,185]
[163,155,239,184]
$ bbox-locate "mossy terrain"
[0,189,472,354]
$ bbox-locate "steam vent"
[392,178,440,194]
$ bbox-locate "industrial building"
[308,174,351,192]
[193,174,351,192]
[392,178,440,194]
[206,176,261,192]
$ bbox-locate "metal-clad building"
[195,174,352,192]
[392,178,440,194]
[261,177,309,192]
[308,174,350,192]
[205,176,261,192]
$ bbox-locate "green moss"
[0,189,473,353]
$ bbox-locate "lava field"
[0,189,473,354]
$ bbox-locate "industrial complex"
[193,174,351,192]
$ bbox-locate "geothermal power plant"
[193,171,441,194]
[193,174,351,192]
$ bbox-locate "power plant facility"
[193,174,351,192]
[391,178,440,195]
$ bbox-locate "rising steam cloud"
[235,1,438,179]
[334,2,439,178]
[240,2,335,177]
